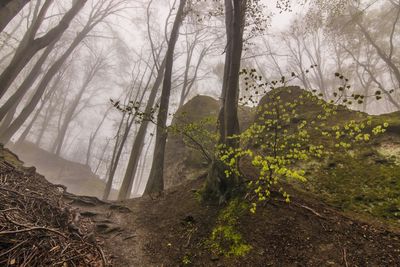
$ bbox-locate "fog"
[0,0,399,199]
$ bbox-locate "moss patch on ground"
[207,199,252,257]
[306,150,400,224]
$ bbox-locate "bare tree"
[51,54,107,156]
[15,78,58,146]
[0,0,87,99]
[85,106,112,166]
[144,0,187,195]
[0,41,56,122]
[104,56,155,200]
[0,0,31,33]
[0,0,127,144]
[177,24,216,108]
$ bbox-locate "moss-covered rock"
[255,87,400,224]
[308,151,400,222]
[164,95,253,188]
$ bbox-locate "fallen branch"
[0,226,67,238]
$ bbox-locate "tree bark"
[205,0,246,202]
[144,0,186,195]
[0,0,30,33]
[221,0,245,147]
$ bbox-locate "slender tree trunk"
[356,19,400,88]
[15,77,58,146]
[0,23,95,144]
[217,0,234,144]
[15,96,48,145]
[103,114,135,200]
[36,93,56,146]
[94,138,111,176]
[0,0,87,99]
[117,59,167,200]
[144,0,186,195]
[53,59,102,156]
[85,107,110,166]
[0,41,56,122]
[133,131,154,196]
[0,0,30,33]
[178,38,195,108]
[0,104,17,135]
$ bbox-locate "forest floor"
[1,145,400,266]
[91,177,400,267]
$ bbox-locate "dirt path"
[65,194,151,266]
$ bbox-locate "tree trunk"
[0,41,56,122]
[94,138,111,176]
[205,0,246,202]
[85,107,110,166]
[356,20,400,89]
[0,0,30,33]
[0,0,87,99]
[15,96,47,146]
[144,0,186,195]
[103,114,134,200]
[222,0,243,147]
[133,131,154,196]
[35,91,57,146]
[0,103,17,136]
[53,58,102,156]
[0,23,93,144]
[217,0,234,144]
[117,59,167,200]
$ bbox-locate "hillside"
[0,145,399,266]
[165,87,400,226]
[6,141,118,199]
[1,88,399,266]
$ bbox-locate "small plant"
[169,114,219,164]
[218,71,389,213]
[182,254,192,265]
[207,199,252,257]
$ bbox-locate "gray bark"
[144,0,187,195]
[0,0,30,33]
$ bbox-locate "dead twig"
[343,247,349,267]
[0,226,67,238]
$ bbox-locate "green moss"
[377,144,400,165]
[181,254,192,265]
[309,151,400,221]
[207,199,252,257]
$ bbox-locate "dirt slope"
[75,175,400,266]
[1,143,400,266]
[7,141,118,199]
